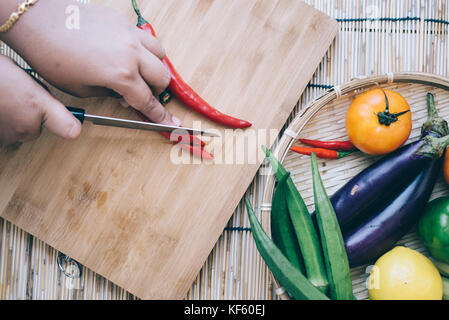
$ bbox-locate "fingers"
[115,77,180,126]
[138,51,171,95]
[137,29,166,60]
[71,85,115,99]
[40,95,82,140]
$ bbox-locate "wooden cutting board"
[0,0,338,299]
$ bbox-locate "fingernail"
[67,120,82,139]
[165,69,172,83]
[172,115,182,126]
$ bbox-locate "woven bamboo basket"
[261,72,449,300]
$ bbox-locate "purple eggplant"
[330,93,449,267]
[312,93,449,232]
[344,158,442,267]
[328,140,431,231]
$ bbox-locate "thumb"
[41,95,82,140]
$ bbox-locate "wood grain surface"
[0,0,338,299]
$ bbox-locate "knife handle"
[67,106,85,124]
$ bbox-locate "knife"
[67,107,219,137]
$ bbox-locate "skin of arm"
[0,0,178,146]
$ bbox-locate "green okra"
[311,152,355,300]
[270,171,305,274]
[263,146,328,293]
[245,198,329,300]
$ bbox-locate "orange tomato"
[346,89,412,155]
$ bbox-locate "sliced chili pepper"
[135,109,213,159]
[298,139,356,151]
[158,131,205,147]
[135,110,206,147]
[131,0,252,129]
[290,146,355,159]
[180,144,214,161]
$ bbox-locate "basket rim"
[261,71,449,300]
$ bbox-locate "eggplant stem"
[427,93,438,119]
[422,93,449,138]
[418,134,449,159]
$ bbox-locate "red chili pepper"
[162,58,252,128]
[298,139,357,151]
[290,146,355,160]
[131,0,252,129]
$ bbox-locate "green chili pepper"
[262,146,328,293]
[311,153,355,300]
[271,171,305,274]
[245,198,329,300]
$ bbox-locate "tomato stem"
[377,90,410,126]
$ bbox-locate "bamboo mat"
[1,0,448,300]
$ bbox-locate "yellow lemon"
[368,246,443,300]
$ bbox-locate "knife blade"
[67,107,219,137]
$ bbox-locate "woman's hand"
[0,55,81,146]
[0,0,179,126]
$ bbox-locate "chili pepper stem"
[131,0,148,26]
[337,150,357,159]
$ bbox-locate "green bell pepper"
[418,197,449,264]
